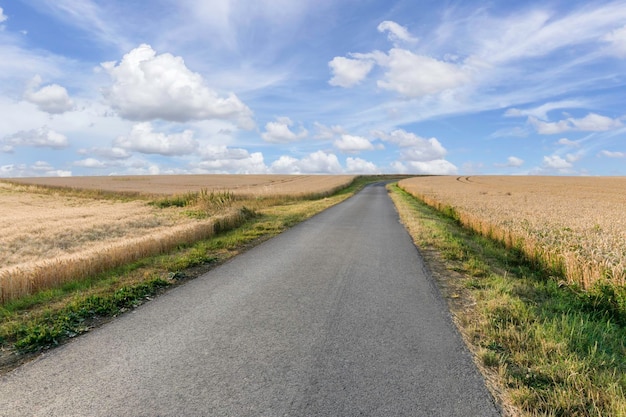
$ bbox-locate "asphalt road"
[0,183,500,416]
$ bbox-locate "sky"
[0,0,625,177]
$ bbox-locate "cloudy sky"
[1,0,625,177]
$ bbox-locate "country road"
[0,183,500,416]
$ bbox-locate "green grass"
[0,175,392,370]
[389,184,626,417]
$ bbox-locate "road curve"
[0,183,500,416]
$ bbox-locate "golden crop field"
[6,174,356,197]
[0,175,356,303]
[398,176,626,288]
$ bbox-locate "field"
[0,175,356,303]
[398,176,626,288]
[6,174,356,197]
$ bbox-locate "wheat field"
[398,176,626,288]
[6,174,356,197]
[0,175,356,303]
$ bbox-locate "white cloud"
[529,113,623,134]
[73,158,107,168]
[270,151,343,174]
[377,21,418,45]
[330,18,467,98]
[377,49,468,98]
[504,100,585,120]
[313,122,345,140]
[543,155,572,169]
[23,75,74,114]
[599,150,626,158]
[472,5,626,65]
[0,161,71,178]
[379,129,447,159]
[328,56,375,88]
[102,44,254,128]
[200,144,251,161]
[0,7,7,23]
[114,122,198,156]
[566,152,583,163]
[557,138,580,147]
[570,113,622,131]
[376,129,456,174]
[529,117,571,135]
[78,147,131,160]
[345,157,380,174]
[261,117,307,143]
[333,134,376,153]
[2,127,69,150]
[498,156,524,167]
[392,160,456,175]
[489,126,530,138]
[34,0,131,50]
[406,160,458,175]
[195,148,267,174]
[603,25,626,57]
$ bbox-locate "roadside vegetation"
[0,175,398,373]
[389,183,626,417]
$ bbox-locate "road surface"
[0,183,500,416]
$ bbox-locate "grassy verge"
[0,176,389,373]
[388,184,626,417]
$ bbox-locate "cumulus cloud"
[2,127,69,151]
[328,56,375,88]
[333,134,377,153]
[345,157,380,174]
[496,156,524,167]
[114,122,198,156]
[530,113,623,134]
[377,21,418,45]
[379,129,447,159]
[543,155,572,169]
[73,158,108,168]
[101,44,254,128]
[599,150,626,158]
[570,113,623,131]
[377,49,468,97]
[391,160,457,175]
[332,49,468,98]
[23,75,74,114]
[261,117,308,143]
[195,146,267,174]
[329,21,467,97]
[0,7,7,23]
[376,129,456,174]
[270,151,343,174]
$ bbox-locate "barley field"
[398,176,626,288]
[0,175,356,303]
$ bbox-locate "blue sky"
[1,0,625,177]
